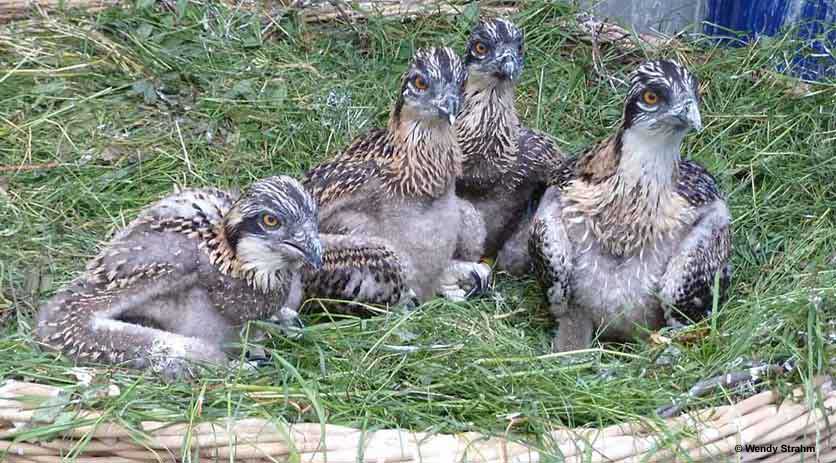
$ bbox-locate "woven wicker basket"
[1,377,834,462]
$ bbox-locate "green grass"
[1,0,835,458]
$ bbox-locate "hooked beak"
[497,50,522,81]
[501,60,518,81]
[673,99,703,133]
[283,233,323,271]
[436,93,461,125]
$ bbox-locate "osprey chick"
[36,176,322,379]
[456,17,565,275]
[529,60,732,352]
[304,47,490,306]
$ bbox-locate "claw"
[244,347,272,367]
[396,288,420,312]
[465,262,492,299]
[438,262,492,302]
[267,307,305,339]
[439,285,467,302]
[464,269,485,298]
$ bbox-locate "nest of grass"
[2,0,835,462]
[0,0,517,22]
[1,377,834,462]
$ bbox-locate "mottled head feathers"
[229,176,317,226]
[566,60,709,256]
[464,17,524,82]
[623,60,702,133]
[393,47,467,126]
[224,176,322,283]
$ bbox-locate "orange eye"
[414,75,428,91]
[642,90,659,105]
[261,213,280,228]
[474,41,489,55]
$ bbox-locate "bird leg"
[552,311,595,353]
[496,214,534,276]
[266,306,305,338]
[528,191,582,351]
[437,260,492,302]
[446,198,492,301]
[35,275,228,381]
[260,272,305,339]
[238,306,305,367]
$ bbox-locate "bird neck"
[383,107,462,199]
[566,127,688,257]
[615,125,685,194]
[207,218,291,294]
[457,74,520,172]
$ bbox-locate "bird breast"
[375,189,460,301]
[565,216,687,339]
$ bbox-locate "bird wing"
[303,128,395,208]
[337,128,391,162]
[85,189,230,287]
[302,233,409,308]
[303,158,384,208]
[528,186,574,313]
[518,127,567,186]
[660,161,732,325]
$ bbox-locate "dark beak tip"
[307,254,323,271]
[438,96,460,124]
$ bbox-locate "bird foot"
[438,261,492,302]
[229,358,263,372]
[145,337,228,382]
[395,288,420,312]
[243,345,272,367]
[266,306,305,340]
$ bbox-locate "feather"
[529,60,732,352]
[455,18,567,275]
[35,177,318,379]
[302,47,479,305]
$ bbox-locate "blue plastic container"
[704,0,836,80]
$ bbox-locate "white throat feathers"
[615,126,686,200]
[565,126,693,258]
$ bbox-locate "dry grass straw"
[0,0,516,23]
[0,0,118,21]
[1,377,834,462]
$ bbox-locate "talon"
[465,269,484,298]
[268,307,305,339]
[245,345,269,362]
[244,348,272,367]
[400,297,420,312]
[465,263,492,299]
[397,288,420,311]
[440,284,467,302]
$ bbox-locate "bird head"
[464,17,524,84]
[622,60,702,136]
[394,47,467,126]
[225,176,323,277]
